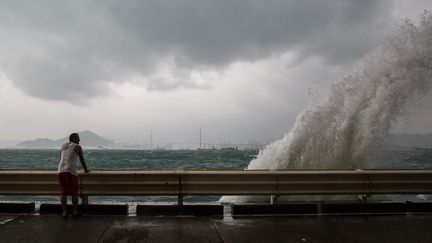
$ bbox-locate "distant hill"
[12,132,432,149]
[16,131,114,148]
[384,133,432,148]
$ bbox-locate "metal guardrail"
[1,170,432,205]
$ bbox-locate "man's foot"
[62,211,68,217]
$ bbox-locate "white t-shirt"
[58,142,79,175]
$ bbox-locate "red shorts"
[58,172,78,196]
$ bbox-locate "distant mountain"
[17,138,58,148]
[16,131,114,148]
[384,133,432,148]
[12,132,432,149]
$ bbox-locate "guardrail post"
[81,196,89,205]
[178,177,183,206]
[270,195,279,205]
[177,195,183,206]
[79,175,88,205]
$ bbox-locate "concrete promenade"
[0,213,431,243]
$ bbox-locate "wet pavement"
[0,214,431,243]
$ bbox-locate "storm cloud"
[0,0,395,102]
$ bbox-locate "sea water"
[0,149,255,203]
[0,149,254,171]
[0,148,431,203]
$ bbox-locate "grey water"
[0,149,255,203]
[0,148,431,203]
[0,149,255,171]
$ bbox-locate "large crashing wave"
[220,12,432,203]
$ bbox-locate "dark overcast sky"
[0,0,431,143]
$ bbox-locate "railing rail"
[1,170,432,205]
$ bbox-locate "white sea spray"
[221,12,432,203]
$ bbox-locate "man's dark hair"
[69,133,79,142]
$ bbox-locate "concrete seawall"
[1,202,431,216]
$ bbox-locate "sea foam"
[221,12,432,203]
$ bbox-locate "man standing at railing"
[58,132,90,217]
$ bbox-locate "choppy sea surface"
[0,148,431,203]
[0,149,255,171]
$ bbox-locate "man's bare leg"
[61,195,68,217]
[72,195,78,215]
